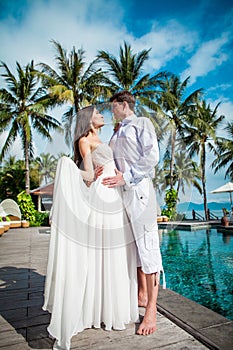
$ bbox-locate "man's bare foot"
[138,295,148,307]
[137,305,156,335]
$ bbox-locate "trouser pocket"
[144,223,158,250]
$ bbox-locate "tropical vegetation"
[212,121,233,179]
[183,100,225,219]
[34,153,57,184]
[156,74,202,190]
[0,40,231,222]
[0,60,62,193]
[98,41,166,131]
[38,40,107,148]
[0,157,39,201]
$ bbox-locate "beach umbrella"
[210,182,233,206]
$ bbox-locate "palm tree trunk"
[201,143,208,220]
[25,140,30,194]
[176,180,180,198]
[170,125,176,189]
[74,96,79,115]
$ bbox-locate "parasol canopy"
[210,182,233,206]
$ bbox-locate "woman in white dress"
[43,106,139,350]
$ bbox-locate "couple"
[43,91,165,350]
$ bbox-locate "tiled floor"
[0,227,231,349]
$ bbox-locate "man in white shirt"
[102,91,165,336]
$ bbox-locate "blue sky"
[0,0,233,204]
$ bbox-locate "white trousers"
[122,178,164,280]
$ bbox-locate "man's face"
[111,100,124,121]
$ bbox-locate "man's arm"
[122,118,159,186]
[102,118,159,188]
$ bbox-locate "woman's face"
[91,108,104,128]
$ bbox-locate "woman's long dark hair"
[73,106,95,168]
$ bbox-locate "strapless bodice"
[92,143,115,174]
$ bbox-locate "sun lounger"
[0,199,29,228]
[157,215,169,222]
[0,224,5,236]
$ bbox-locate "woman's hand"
[95,165,104,179]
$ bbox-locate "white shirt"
[109,114,159,187]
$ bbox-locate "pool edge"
[157,288,233,350]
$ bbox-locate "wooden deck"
[0,227,223,349]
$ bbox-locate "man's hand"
[95,165,104,179]
[102,169,126,187]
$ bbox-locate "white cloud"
[1,0,231,88]
[0,0,131,71]
[217,100,233,122]
[1,0,232,201]
[207,83,232,93]
[134,19,197,72]
[206,97,233,123]
[181,33,230,83]
[0,1,199,77]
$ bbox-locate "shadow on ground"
[0,266,53,349]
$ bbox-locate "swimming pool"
[160,228,233,321]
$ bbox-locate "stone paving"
[0,227,231,349]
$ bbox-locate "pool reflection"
[160,228,233,320]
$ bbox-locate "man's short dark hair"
[110,90,135,111]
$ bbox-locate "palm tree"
[157,74,203,189]
[0,60,62,193]
[212,122,233,179]
[38,40,107,147]
[2,155,18,169]
[153,165,168,195]
[34,153,57,184]
[183,100,225,220]
[97,41,166,121]
[156,149,201,213]
[173,149,202,197]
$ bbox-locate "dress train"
[43,151,138,350]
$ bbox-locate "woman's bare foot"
[137,305,157,335]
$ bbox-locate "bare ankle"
[138,294,148,307]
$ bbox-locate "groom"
[102,90,165,336]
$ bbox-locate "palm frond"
[0,120,19,160]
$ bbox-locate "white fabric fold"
[43,148,138,350]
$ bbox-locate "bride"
[43,106,139,350]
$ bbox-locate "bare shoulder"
[79,136,89,146]
[79,137,91,156]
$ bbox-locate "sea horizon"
[175,201,232,219]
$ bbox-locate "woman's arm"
[78,138,95,182]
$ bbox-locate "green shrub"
[30,211,50,227]
[161,188,178,220]
[17,191,36,223]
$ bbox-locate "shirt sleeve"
[123,118,159,186]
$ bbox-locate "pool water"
[160,228,233,320]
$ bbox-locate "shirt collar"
[121,114,137,126]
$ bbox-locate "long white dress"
[43,143,139,350]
